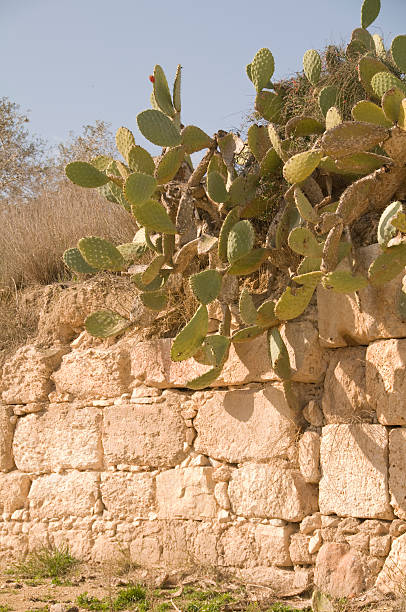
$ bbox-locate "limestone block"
[13,406,102,473]
[29,472,99,519]
[376,533,406,593]
[156,467,217,519]
[389,429,406,519]
[28,522,50,552]
[52,346,131,400]
[228,463,318,521]
[319,425,393,519]
[0,406,15,471]
[52,528,93,560]
[100,472,155,517]
[254,523,296,567]
[370,535,391,557]
[0,472,31,513]
[1,345,67,404]
[314,542,368,598]
[103,395,187,468]
[289,533,315,565]
[194,385,300,464]
[367,340,406,425]
[0,534,28,560]
[214,482,230,510]
[129,523,162,567]
[92,535,123,563]
[130,319,326,388]
[322,348,371,423]
[317,244,406,347]
[299,431,321,483]
[303,400,323,427]
[237,566,312,595]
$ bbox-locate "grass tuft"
[6,545,78,580]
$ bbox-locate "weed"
[114,584,147,610]
[77,583,148,611]
[0,606,12,612]
[266,604,311,612]
[182,587,234,612]
[6,545,79,580]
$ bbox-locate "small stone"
[9,416,17,425]
[214,482,230,510]
[346,532,369,554]
[217,510,230,523]
[303,400,323,427]
[180,456,192,468]
[181,407,197,420]
[184,419,194,427]
[183,442,190,452]
[321,515,340,528]
[185,429,197,445]
[300,513,321,534]
[269,519,287,527]
[92,399,115,407]
[370,535,391,557]
[212,465,232,482]
[308,530,322,554]
[390,519,406,537]
[190,454,210,467]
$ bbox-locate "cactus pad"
[85,310,130,338]
[228,175,259,206]
[325,107,342,130]
[391,35,406,73]
[173,64,182,113]
[207,171,228,204]
[141,254,166,285]
[392,210,406,233]
[260,148,282,177]
[187,366,223,390]
[239,288,258,325]
[303,49,322,85]
[137,109,181,147]
[227,220,255,264]
[357,57,391,98]
[361,0,380,28]
[368,243,406,286]
[268,327,291,380]
[78,237,124,271]
[283,150,323,184]
[268,124,288,161]
[382,88,406,123]
[371,72,406,98]
[351,100,392,127]
[373,34,386,58]
[351,28,375,51]
[294,187,320,223]
[125,172,157,205]
[228,248,269,275]
[91,155,112,171]
[292,271,324,286]
[132,199,177,235]
[275,284,316,320]
[63,248,97,274]
[181,125,212,154]
[256,300,278,328]
[155,146,185,184]
[248,125,272,162]
[190,269,222,304]
[171,304,208,361]
[335,152,391,175]
[322,121,388,158]
[140,290,168,311]
[251,48,275,92]
[288,227,323,257]
[285,117,324,138]
[318,86,337,117]
[255,91,283,122]
[117,242,145,264]
[65,161,109,188]
[232,325,263,343]
[322,271,369,293]
[378,201,403,248]
[132,271,168,292]
[115,127,136,163]
[153,65,175,118]
[127,145,155,175]
[218,207,240,262]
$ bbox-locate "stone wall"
[2,244,406,598]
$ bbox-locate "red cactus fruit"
[149,75,155,83]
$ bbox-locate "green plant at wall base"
[65,0,406,390]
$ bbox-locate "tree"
[0,97,48,201]
[56,120,115,168]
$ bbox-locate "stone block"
[237,566,312,595]
[389,429,406,519]
[322,348,371,423]
[0,406,15,471]
[254,523,296,567]
[100,472,155,517]
[319,425,393,519]
[1,346,67,404]
[289,533,315,565]
[367,339,406,425]
[52,346,131,400]
[194,385,300,463]
[103,394,187,468]
[376,533,406,594]
[314,542,369,598]
[130,319,326,388]
[29,472,99,519]
[370,535,391,557]
[0,472,31,513]
[13,406,102,472]
[317,244,406,347]
[228,463,318,521]
[156,467,217,519]
[298,431,321,483]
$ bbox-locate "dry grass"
[0,180,136,288]
[0,285,41,363]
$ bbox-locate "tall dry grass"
[0,180,137,287]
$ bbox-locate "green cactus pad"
[153,65,175,118]
[187,365,223,390]
[371,72,406,99]
[382,88,406,123]
[127,145,155,175]
[297,257,322,274]
[131,271,168,292]
[256,300,278,328]
[181,125,212,154]
[283,150,323,184]
[268,124,288,161]
[132,227,149,254]
[85,310,130,339]
[318,86,337,117]
[116,242,145,264]
[391,36,406,73]
[227,220,255,264]
[392,210,406,233]
[145,231,163,254]
[285,117,324,138]
[63,248,97,274]
[171,304,208,361]
[124,172,157,205]
[368,243,406,286]
[190,269,222,305]
[208,154,227,179]
[294,187,320,223]
[260,148,282,177]
[246,63,253,82]
[228,248,269,275]
[254,91,283,122]
[357,57,390,99]
[140,290,168,311]
[132,199,177,235]
[334,152,391,175]
[346,40,368,60]
[321,121,388,158]
[137,109,181,147]
[251,48,275,92]
[141,254,166,285]
[377,201,403,248]
[218,207,240,262]
[115,127,135,163]
[288,227,323,257]
[322,271,369,293]
[241,197,270,219]
[303,49,322,86]
[373,34,386,58]
[248,125,271,162]
[228,175,259,206]
[206,171,228,204]
[351,100,393,127]
[275,202,301,250]
[78,237,124,271]
[351,28,375,51]
[275,283,316,320]
[154,146,185,184]
[194,335,230,369]
[267,327,291,380]
[98,182,130,211]
[65,161,109,188]
[232,325,264,343]
[239,288,257,326]
[173,64,182,113]
[292,271,324,286]
[361,0,380,28]
[91,155,112,171]
[325,107,342,130]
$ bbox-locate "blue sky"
[2,0,406,157]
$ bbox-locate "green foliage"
[78,236,124,271]
[303,49,322,85]
[190,270,222,304]
[77,584,147,611]
[85,310,130,338]
[65,161,110,188]
[7,546,78,580]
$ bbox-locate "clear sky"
[2,0,406,157]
